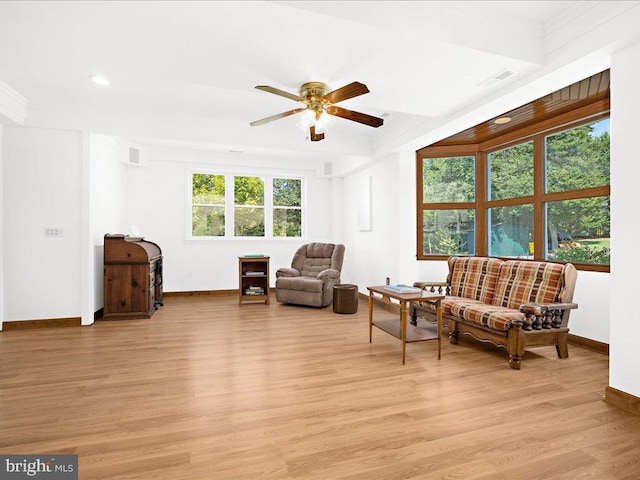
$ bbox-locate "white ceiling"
[1,1,639,160]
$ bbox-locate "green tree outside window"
[273,178,302,237]
[234,176,265,236]
[192,174,225,236]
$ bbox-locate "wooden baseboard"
[605,386,640,416]
[163,289,239,297]
[568,333,609,355]
[2,317,82,331]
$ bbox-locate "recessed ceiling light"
[494,116,512,125]
[90,75,110,86]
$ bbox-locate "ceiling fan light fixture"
[296,109,316,131]
[296,107,333,134]
[315,110,333,134]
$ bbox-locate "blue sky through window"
[591,118,610,137]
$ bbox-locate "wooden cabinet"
[103,234,163,320]
[238,256,270,305]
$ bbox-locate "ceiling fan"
[250,81,384,141]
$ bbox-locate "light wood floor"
[1,294,639,480]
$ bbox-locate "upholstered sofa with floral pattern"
[411,256,578,369]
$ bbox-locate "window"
[489,204,533,258]
[189,173,303,239]
[191,174,225,237]
[487,141,534,258]
[419,156,475,255]
[417,116,610,271]
[488,141,534,200]
[422,156,475,203]
[423,208,475,255]
[544,119,610,265]
[272,178,302,237]
[234,176,265,237]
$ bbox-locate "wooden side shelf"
[238,256,270,305]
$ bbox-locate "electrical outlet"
[44,227,64,237]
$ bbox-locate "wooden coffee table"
[367,285,444,364]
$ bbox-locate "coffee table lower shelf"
[372,316,440,343]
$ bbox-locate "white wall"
[123,148,337,292]
[89,134,128,311]
[0,124,3,329]
[610,40,640,398]
[568,271,610,342]
[2,126,82,321]
[342,153,401,290]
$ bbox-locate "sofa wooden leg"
[509,354,521,370]
[448,320,459,344]
[556,333,569,359]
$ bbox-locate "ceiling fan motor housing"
[300,82,331,117]
[299,82,331,99]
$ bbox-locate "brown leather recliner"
[275,243,345,307]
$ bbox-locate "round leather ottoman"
[333,284,359,314]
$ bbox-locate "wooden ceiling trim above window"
[432,69,610,147]
[416,144,478,157]
[478,100,609,152]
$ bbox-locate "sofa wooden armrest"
[410,282,450,326]
[519,302,578,330]
[413,281,450,295]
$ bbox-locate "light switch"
[44,227,64,237]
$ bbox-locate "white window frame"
[186,169,305,241]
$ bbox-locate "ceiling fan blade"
[250,108,306,126]
[255,85,302,102]
[310,125,325,142]
[327,106,384,128]
[322,82,370,104]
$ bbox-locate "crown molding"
[0,80,28,125]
